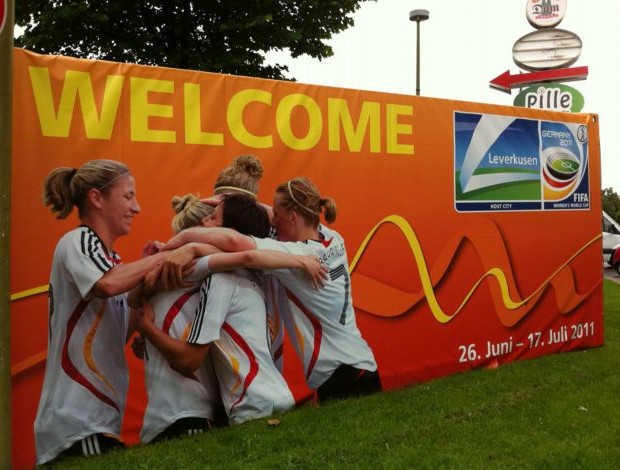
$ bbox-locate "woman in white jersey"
[210,154,282,355]
[137,193,326,425]
[163,177,381,403]
[137,195,222,443]
[34,160,185,465]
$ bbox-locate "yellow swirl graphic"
[10,284,49,301]
[349,215,600,326]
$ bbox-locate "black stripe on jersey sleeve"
[329,264,346,281]
[187,275,212,344]
[329,264,350,325]
[80,230,87,256]
[89,232,113,269]
[95,252,112,270]
[82,230,111,273]
[88,232,110,273]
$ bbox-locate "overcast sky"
[266,0,620,192]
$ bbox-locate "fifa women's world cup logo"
[541,124,588,202]
[543,149,580,187]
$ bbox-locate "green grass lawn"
[55,281,620,469]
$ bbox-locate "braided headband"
[97,171,131,191]
[214,186,257,198]
[287,180,321,215]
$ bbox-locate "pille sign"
[526,0,567,28]
[514,83,584,112]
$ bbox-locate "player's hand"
[131,335,146,360]
[142,240,164,257]
[160,245,196,290]
[302,255,329,290]
[134,299,156,334]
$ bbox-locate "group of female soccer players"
[34,156,381,465]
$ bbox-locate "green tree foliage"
[602,187,620,222]
[15,0,372,80]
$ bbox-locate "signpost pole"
[409,9,429,96]
[415,19,421,96]
[0,0,14,467]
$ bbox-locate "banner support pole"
[0,0,15,467]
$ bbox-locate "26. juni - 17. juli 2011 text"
[457,321,596,364]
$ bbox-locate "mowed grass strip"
[55,281,620,469]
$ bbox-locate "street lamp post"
[409,9,429,96]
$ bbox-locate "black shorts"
[150,417,214,443]
[55,433,125,461]
[317,364,382,403]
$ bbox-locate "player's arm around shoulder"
[135,298,210,374]
[165,227,256,252]
[90,251,166,298]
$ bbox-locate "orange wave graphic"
[349,215,601,326]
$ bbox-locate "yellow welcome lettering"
[28,66,417,154]
[28,67,123,139]
[327,98,381,152]
[276,94,322,151]
[184,83,224,146]
[130,77,176,143]
[386,104,414,155]
[227,89,273,148]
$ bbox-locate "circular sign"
[526,0,567,29]
[512,28,582,71]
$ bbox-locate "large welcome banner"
[9,49,603,467]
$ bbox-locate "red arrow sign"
[489,66,589,93]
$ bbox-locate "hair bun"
[231,155,263,179]
[171,194,198,214]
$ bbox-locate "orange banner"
[10,49,603,468]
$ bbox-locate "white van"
[603,210,620,265]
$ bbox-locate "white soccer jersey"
[252,225,377,389]
[265,229,285,372]
[140,283,221,443]
[265,273,285,372]
[188,270,294,424]
[34,226,130,465]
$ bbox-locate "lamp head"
[409,9,429,22]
